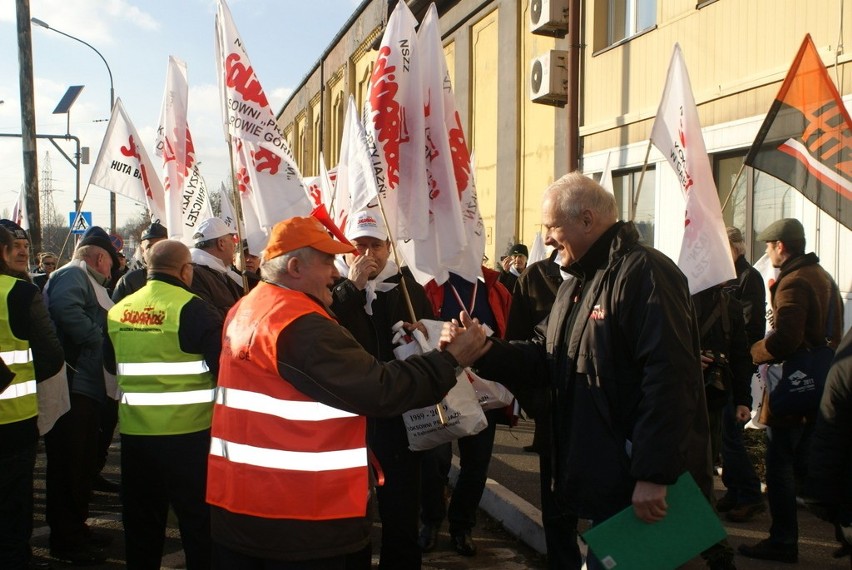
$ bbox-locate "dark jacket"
[497,269,518,294]
[0,276,65,453]
[751,252,843,364]
[806,327,852,518]
[477,221,711,520]
[111,267,147,303]
[331,266,434,452]
[692,286,752,410]
[728,255,766,348]
[46,263,111,403]
[189,263,244,320]
[210,290,459,562]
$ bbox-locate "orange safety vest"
[207,282,368,520]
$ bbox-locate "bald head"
[148,240,194,286]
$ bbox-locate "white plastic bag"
[467,369,514,411]
[393,320,488,451]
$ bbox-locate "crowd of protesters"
[0,171,848,570]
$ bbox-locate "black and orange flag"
[745,34,852,231]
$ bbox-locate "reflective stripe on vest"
[0,379,37,400]
[0,349,32,364]
[121,388,215,406]
[108,280,214,435]
[210,436,367,472]
[117,360,209,376]
[215,387,357,421]
[0,274,38,425]
[207,284,369,521]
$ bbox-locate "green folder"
[581,472,727,570]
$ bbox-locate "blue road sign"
[69,211,93,234]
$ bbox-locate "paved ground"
[28,419,850,569]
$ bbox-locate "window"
[714,152,749,232]
[613,168,656,245]
[608,0,657,45]
[751,170,796,261]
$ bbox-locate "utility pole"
[16,0,42,254]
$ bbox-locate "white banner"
[154,57,214,243]
[362,0,428,241]
[334,94,379,231]
[88,98,165,223]
[215,0,311,228]
[650,44,735,294]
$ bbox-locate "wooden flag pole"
[226,137,250,295]
[631,140,653,221]
[720,162,746,213]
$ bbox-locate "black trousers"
[121,430,212,570]
[370,419,421,569]
[212,542,371,570]
[45,393,102,550]
[0,440,36,569]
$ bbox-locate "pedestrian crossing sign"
[69,211,93,234]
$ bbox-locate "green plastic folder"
[581,472,727,570]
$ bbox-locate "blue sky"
[0,0,361,232]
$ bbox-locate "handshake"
[440,311,493,368]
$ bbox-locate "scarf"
[191,248,243,286]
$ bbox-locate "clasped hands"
[440,311,491,368]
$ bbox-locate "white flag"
[218,182,239,234]
[231,137,271,256]
[650,44,735,294]
[363,0,428,241]
[334,95,379,231]
[154,56,188,240]
[215,0,311,228]
[401,4,467,286]
[528,232,547,265]
[600,151,614,194]
[12,186,29,231]
[753,253,779,333]
[88,98,166,223]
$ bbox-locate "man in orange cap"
[206,216,491,569]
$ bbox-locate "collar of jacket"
[565,221,626,281]
[147,272,193,293]
[778,252,819,278]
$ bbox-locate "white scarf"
[190,248,243,286]
[341,258,400,316]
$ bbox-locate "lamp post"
[31,17,116,231]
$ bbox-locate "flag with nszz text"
[745,34,852,231]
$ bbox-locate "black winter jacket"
[477,221,712,520]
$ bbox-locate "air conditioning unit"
[530,50,568,106]
[530,0,569,37]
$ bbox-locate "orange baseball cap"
[263,216,356,260]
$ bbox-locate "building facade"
[277,0,852,324]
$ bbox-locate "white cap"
[346,209,388,241]
[193,217,234,245]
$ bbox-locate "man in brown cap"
[739,217,843,563]
[206,216,490,569]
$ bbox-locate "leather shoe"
[418,524,438,552]
[450,531,476,556]
[726,501,766,522]
[50,544,107,566]
[738,539,797,563]
[92,475,119,493]
[715,493,737,513]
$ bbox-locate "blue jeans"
[0,441,37,569]
[721,402,762,505]
[766,424,813,546]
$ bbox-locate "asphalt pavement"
[28,419,850,569]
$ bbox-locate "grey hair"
[259,246,315,281]
[544,171,618,224]
[73,245,102,261]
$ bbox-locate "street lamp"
[31,16,117,231]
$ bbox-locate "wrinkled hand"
[632,480,668,523]
[443,311,491,368]
[348,254,378,290]
[500,256,512,272]
[700,354,713,370]
[736,405,751,422]
[403,320,428,338]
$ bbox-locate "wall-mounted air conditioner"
[530,50,568,106]
[530,0,569,37]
